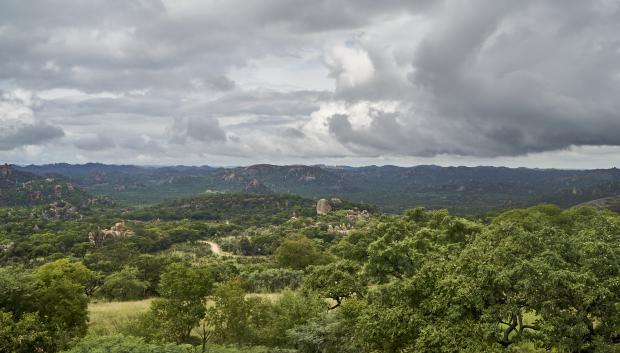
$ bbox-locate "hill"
[577,195,620,213]
[125,193,373,226]
[0,164,93,207]
[15,163,620,214]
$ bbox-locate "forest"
[1,184,619,352]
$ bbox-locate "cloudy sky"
[1,0,620,168]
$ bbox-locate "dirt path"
[199,240,228,256]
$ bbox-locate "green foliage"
[287,308,361,353]
[208,278,254,344]
[0,260,93,352]
[61,334,192,353]
[241,268,304,293]
[159,263,213,300]
[129,254,174,295]
[135,263,215,344]
[303,260,366,309]
[33,259,94,348]
[339,206,620,353]
[128,193,316,226]
[150,298,207,344]
[251,290,326,347]
[0,266,37,318]
[274,236,328,270]
[0,166,93,207]
[207,279,324,348]
[0,311,54,353]
[97,266,149,301]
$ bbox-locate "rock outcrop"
[89,222,134,246]
[244,178,272,194]
[0,164,13,177]
[316,198,332,215]
[327,223,352,235]
[40,201,80,220]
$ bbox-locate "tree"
[207,278,253,344]
[150,298,207,344]
[33,259,94,349]
[97,266,149,301]
[0,266,37,319]
[448,206,620,352]
[274,236,325,270]
[252,289,325,347]
[350,206,620,353]
[158,263,213,300]
[0,311,53,353]
[304,260,365,309]
[146,263,214,344]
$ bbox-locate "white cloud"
[325,45,375,89]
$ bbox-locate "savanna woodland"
[1,162,618,353]
[2,0,620,352]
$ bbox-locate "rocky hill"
[15,163,620,214]
[577,195,620,213]
[0,164,93,207]
[125,192,374,226]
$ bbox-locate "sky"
[1,0,620,168]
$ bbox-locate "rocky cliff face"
[244,178,272,194]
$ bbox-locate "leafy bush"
[61,334,192,353]
[241,268,303,292]
[97,266,149,301]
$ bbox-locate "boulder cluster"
[89,222,134,246]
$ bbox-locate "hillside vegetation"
[1,185,618,352]
[17,163,620,213]
[0,164,93,207]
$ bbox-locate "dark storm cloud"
[326,0,620,157]
[0,123,64,151]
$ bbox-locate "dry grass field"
[88,298,154,334]
[88,293,283,335]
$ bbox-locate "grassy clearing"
[88,293,282,335]
[88,298,153,334]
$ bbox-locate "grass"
[88,298,154,334]
[88,293,281,335]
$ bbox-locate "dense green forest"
[1,180,618,353]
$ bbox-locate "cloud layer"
[1,0,620,167]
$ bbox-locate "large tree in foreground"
[148,263,214,344]
[350,206,620,353]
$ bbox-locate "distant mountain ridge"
[0,164,93,207]
[14,163,620,214]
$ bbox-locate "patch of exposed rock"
[89,222,134,246]
[327,223,352,235]
[244,178,272,194]
[0,242,14,252]
[316,198,333,215]
[0,164,13,177]
[39,201,81,220]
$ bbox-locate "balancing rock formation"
[316,198,333,215]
